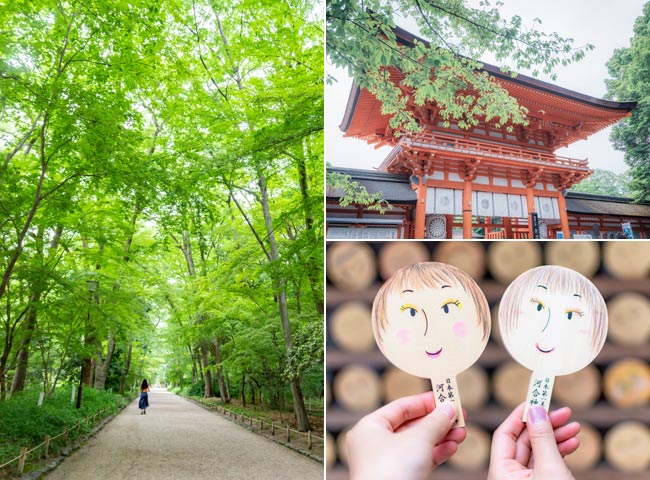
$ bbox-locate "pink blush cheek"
[395,329,411,345]
[578,329,590,335]
[452,322,468,337]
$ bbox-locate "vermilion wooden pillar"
[557,190,570,238]
[503,217,513,239]
[445,214,454,239]
[463,179,473,239]
[526,187,535,239]
[414,177,426,239]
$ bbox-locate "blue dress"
[138,391,149,409]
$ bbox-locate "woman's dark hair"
[141,379,148,390]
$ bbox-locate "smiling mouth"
[535,343,555,353]
[425,348,443,359]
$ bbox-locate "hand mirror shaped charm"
[371,262,491,428]
[499,265,608,422]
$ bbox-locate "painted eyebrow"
[573,293,582,298]
[536,285,547,290]
[441,285,451,289]
[402,289,414,293]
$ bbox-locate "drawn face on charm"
[372,263,490,379]
[499,266,607,376]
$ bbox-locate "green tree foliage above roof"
[606,2,650,202]
[327,0,593,132]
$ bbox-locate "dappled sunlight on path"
[45,388,322,480]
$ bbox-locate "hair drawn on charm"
[372,262,491,428]
[498,265,608,421]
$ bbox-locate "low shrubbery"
[0,387,129,466]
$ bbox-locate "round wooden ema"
[329,302,375,353]
[487,242,542,284]
[564,422,602,471]
[545,241,601,278]
[491,301,502,345]
[553,364,601,408]
[492,361,532,409]
[603,241,650,279]
[326,432,336,469]
[326,242,377,291]
[378,242,430,280]
[432,242,486,280]
[333,364,382,413]
[603,358,650,408]
[606,292,650,346]
[326,379,331,406]
[382,367,429,403]
[604,421,650,472]
[335,427,351,466]
[456,365,489,410]
[498,265,607,417]
[447,423,491,471]
[371,262,491,428]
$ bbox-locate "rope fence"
[196,400,324,452]
[0,407,112,475]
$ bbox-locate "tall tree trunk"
[189,345,198,384]
[211,337,229,402]
[81,358,94,386]
[224,369,231,402]
[119,341,133,395]
[11,225,62,394]
[241,372,246,407]
[194,348,203,384]
[10,294,39,394]
[81,242,102,387]
[257,167,311,431]
[0,338,10,400]
[0,117,49,303]
[294,144,323,315]
[200,342,214,398]
[93,333,115,390]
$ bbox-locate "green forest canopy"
[606,1,650,202]
[0,0,323,431]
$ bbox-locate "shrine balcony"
[383,132,590,173]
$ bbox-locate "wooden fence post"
[17,447,27,474]
[286,425,290,442]
[271,422,275,436]
[63,427,69,444]
[308,430,312,450]
[44,435,51,459]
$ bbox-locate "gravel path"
[46,388,322,480]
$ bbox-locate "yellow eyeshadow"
[400,304,418,312]
[441,299,461,308]
[530,297,545,308]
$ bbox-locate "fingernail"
[528,406,547,424]
[440,404,456,420]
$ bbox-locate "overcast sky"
[326,0,646,174]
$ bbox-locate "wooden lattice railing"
[387,131,589,171]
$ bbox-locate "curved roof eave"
[340,25,636,133]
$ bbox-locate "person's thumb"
[527,406,572,477]
[408,403,457,447]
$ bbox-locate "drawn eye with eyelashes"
[441,299,461,314]
[400,304,418,317]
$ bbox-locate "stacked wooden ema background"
[326,241,650,480]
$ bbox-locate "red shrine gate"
[339,27,635,239]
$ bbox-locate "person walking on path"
[139,379,150,415]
